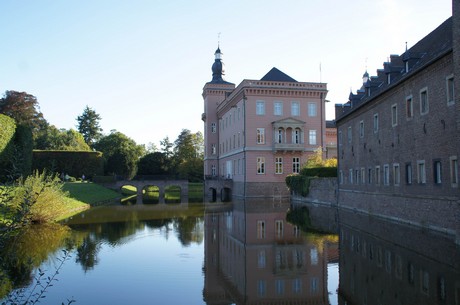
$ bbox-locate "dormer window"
[405,61,409,73]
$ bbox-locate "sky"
[0,0,453,147]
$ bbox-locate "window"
[375,166,381,185]
[361,168,365,184]
[275,280,285,295]
[309,130,316,145]
[347,126,352,143]
[294,129,301,144]
[275,220,284,238]
[292,279,302,294]
[291,101,300,116]
[256,100,265,115]
[406,95,413,118]
[211,144,216,155]
[421,270,429,295]
[433,160,442,184]
[308,103,317,117]
[446,75,454,105]
[450,156,458,187]
[257,157,265,174]
[359,120,364,138]
[338,131,343,146]
[355,169,360,184]
[373,113,379,133]
[257,220,265,239]
[384,164,390,185]
[275,157,283,174]
[257,280,266,297]
[211,165,216,176]
[277,128,283,143]
[420,88,429,115]
[339,170,344,184]
[293,157,300,173]
[417,160,426,184]
[211,122,216,133]
[258,250,266,268]
[406,163,413,185]
[349,169,353,184]
[391,104,398,126]
[368,168,372,184]
[274,101,283,115]
[393,163,400,186]
[256,128,265,144]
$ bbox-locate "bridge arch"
[112,179,189,204]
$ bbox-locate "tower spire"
[211,45,225,83]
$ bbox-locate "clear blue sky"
[0,0,452,147]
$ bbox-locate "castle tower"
[202,47,235,191]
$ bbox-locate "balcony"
[273,143,304,152]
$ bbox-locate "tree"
[160,136,173,158]
[173,129,204,181]
[137,152,172,176]
[34,125,90,151]
[0,90,48,137]
[93,131,145,179]
[76,106,103,147]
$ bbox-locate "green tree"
[76,106,103,147]
[94,131,145,179]
[173,129,204,181]
[160,136,173,158]
[34,125,90,151]
[137,152,171,176]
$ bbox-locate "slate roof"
[260,67,298,82]
[337,17,453,121]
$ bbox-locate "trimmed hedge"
[0,115,16,181]
[300,166,337,177]
[32,150,104,179]
[0,115,33,181]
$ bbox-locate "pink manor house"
[202,47,328,201]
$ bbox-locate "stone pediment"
[272,117,305,128]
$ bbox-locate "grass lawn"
[63,182,121,205]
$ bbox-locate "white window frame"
[291,101,300,116]
[420,87,429,115]
[446,74,455,105]
[406,162,413,185]
[450,156,458,187]
[347,126,352,143]
[309,130,316,145]
[361,167,365,184]
[359,120,364,138]
[211,144,216,155]
[294,129,301,144]
[375,166,381,185]
[292,157,300,173]
[383,164,390,186]
[406,95,413,119]
[393,163,400,186]
[275,220,284,238]
[256,128,265,144]
[308,103,317,117]
[373,113,379,133]
[257,220,265,239]
[391,103,398,127]
[349,169,353,184]
[257,157,265,174]
[274,101,283,116]
[275,157,283,174]
[211,122,216,133]
[256,100,265,115]
[277,128,283,144]
[417,160,426,184]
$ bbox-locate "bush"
[32,150,104,178]
[300,167,337,177]
[285,174,311,197]
[8,171,71,224]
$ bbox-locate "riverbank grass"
[63,182,121,205]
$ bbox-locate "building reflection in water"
[338,209,460,305]
[203,200,339,305]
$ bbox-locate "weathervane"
[218,32,221,47]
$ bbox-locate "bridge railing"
[132,174,182,181]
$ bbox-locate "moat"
[0,201,458,304]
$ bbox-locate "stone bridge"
[102,179,189,204]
